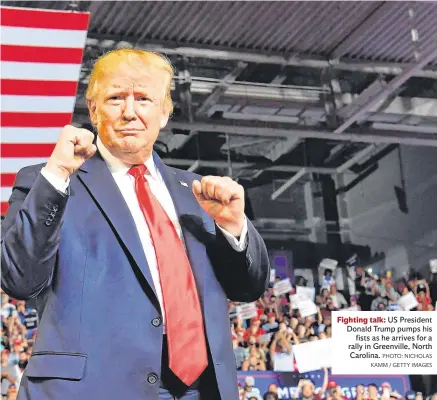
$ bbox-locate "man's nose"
[122,97,137,120]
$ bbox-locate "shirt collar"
[96,136,160,181]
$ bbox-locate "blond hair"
[86,48,174,115]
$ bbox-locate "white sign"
[298,299,318,318]
[270,268,276,282]
[289,294,301,309]
[319,258,338,271]
[273,352,295,371]
[296,286,315,301]
[398,291,419,311]
[430,259,437,273]
[273,279,292,296]
[236,302,258,320]
[293,338,333,373]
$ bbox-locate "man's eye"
[109,96,123,101]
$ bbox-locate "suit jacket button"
[151,317,161,327]
[147,373,158,385]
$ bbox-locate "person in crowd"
[15,302,38,341]
[242,376,262,400]
[1,48,270,400]
[262,312,278,333]
[294,368,328,400]
[353,384,366,400]
[329,285,348,309]
[414,280,432,309]
[1,351,19,399]
[327,381,349,400]
[233,336,246,370]
[322,269,335,288]
[264,393,279,400]
[368,383,380,400]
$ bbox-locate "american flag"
[1,6,90,216]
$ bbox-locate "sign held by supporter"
[430,259,437,273]
[273,278,292,296]
[397,291,419,311]
[296,285,315,301]
[270,268,276,282]
[293,338,333,373]
[236,302,258,320]
[298,299,318,318]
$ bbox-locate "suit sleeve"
[207,218,270,302]
[1,167,69,300]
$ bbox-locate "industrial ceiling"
[4,1,437,237]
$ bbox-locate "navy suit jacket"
[1,151,270,400]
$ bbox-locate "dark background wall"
[343,145,437,277]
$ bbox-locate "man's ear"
[87,99,98,126]
[160,105,170,129]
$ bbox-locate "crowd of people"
[1,291,37,400]
[2,264,436,399]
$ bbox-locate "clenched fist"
[46,125,97,180]
[192,176,245,237]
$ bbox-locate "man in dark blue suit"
[1,49,270,400]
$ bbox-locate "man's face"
[368,385,378,397]
[302,383,314,397]
[268,384,278,393]
[356,385,365,398]
[88,63,170,164]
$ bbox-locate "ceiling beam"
[196,61,248,117]
[336,144,377,174]
[72,111,437,147]
[167,119,437,147]
[334,47,437,134]
[86,36,437,79]
[271,168,308,200]
[161,159,337,175]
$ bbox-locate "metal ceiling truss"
[86,36,437,79]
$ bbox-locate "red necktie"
[128,165,208,386]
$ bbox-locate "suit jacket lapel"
[77,152,159,308]
[153,152,210,307]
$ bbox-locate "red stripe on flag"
[1,173,17,186]
[1,202,9,216]
[1,143,55,157]
[1,45,84,64]
[1,112,72,127]
[1,7,90,30]
[1,79,79,96]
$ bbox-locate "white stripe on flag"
[1,187,13,202]
[1,95,77,113]
[1,61,82,81]
[1,158,48,173]
[1,26,88,48]
[1,128,62,143]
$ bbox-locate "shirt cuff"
[216,217,248,252]
[41,167,70,194]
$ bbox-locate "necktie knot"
[128,164,147,179]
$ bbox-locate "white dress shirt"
[41,138,248,327]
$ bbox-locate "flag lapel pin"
[179,181,188,187]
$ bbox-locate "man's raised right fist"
[46,125,97,181]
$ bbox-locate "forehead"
[100,63,168,93]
